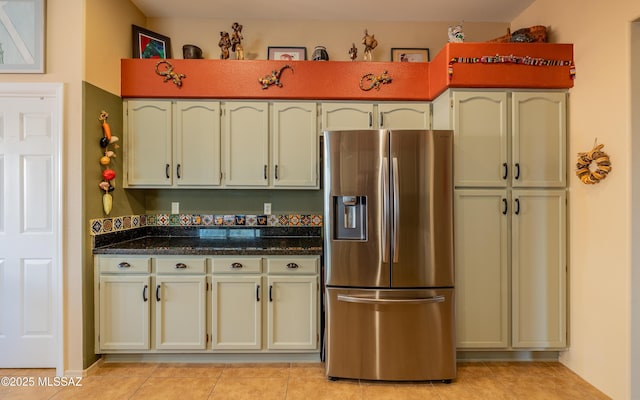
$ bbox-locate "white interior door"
[0,84,61,367]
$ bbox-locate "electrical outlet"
[263,203,272,215]
[171,202,179,214]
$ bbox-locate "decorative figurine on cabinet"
[349,43,358,61]
[231,22,244,60]
[219,31,231,59]
[448,23,464,42]
[362,29,378,61]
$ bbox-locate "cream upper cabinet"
[512,92,566,188]
[174,101,222,187]
[321,102,430,131]
[377,102,431,129]
[434,90,566,188]
[223,101,319,188]
[223,101,270,187]
[321,102,375,130]
[154,257,207,350]
[271,102,318,188]
[454,189,509,349]
[511,190,566,349]
[124,99,222,188]
[125,100,173,187]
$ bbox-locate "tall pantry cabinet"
[433,90,567,350]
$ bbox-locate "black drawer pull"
[286,263,299,269]
[117,262,131,269]
[175,263,187,269]
[231,262,243,269]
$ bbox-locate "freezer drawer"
[325,287,456,381]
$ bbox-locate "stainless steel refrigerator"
[323,129,456,382]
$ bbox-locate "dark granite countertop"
[92,226,323,256]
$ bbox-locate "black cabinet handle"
[143,284,148,302]
[165,164,170,179]
[176,164,181,179]
[515,163,520,180]
[175,263,187,269]
[269,285,273,302]
[275,165,279,180]
[502,163,508,180]
[117,262,131,269]
[264,165,268,180]
[502,198,508,215]
[368,112,373,127]
[256,284,260,302]
[379,113,384,127]
[286,263,299,269]
[231,262,243,269]
[515,198,521,215]
[156,284,161,302]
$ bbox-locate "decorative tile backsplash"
[90,213,323,235]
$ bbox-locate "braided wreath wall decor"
[575,141,612,184]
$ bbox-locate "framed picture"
[132,25,172,59]
[268,47,306,61]
[391,48,430,62]
[0,0,45,73]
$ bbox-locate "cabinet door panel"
[378,103,430,129]
[99,275,150,350]
[512,92,566,187]
[512,189,566,348]
[454,190,509,348]
[211,275,262,349]
[224,102,269,186]
[321,102,374,131]
[126,100,173,186]
[272,102,318,187]
[155,275,207,350]
[452,92,508,187]
[267,276,317,350]
[175,101,221,186]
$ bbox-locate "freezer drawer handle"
[337,294,445,305]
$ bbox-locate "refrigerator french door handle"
[392,157,400,263]
[337,294,445,305]
[382,157,389,263]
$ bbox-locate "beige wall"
[147,19,508,62]
[0,0,85,375]
[513,1,640,399]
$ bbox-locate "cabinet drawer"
[97,256,151,274]
[156,257,207,274]
[212,257,262,273]
[266,256,319,274]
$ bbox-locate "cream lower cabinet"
[154,257,207,350]
[211,257,263,350]
[321,102,430,130]
[96,254,319,354]
[454,189,566,350]
[266,257,319,350]
[95,256,151,352]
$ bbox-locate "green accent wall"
[82,82,146,368]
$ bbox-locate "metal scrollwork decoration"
[359,70,392,91]
[155,60,186,88]
[258,65,293,89]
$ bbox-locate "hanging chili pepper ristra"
[98,110,120,215]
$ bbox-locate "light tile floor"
[0,361,609,400]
